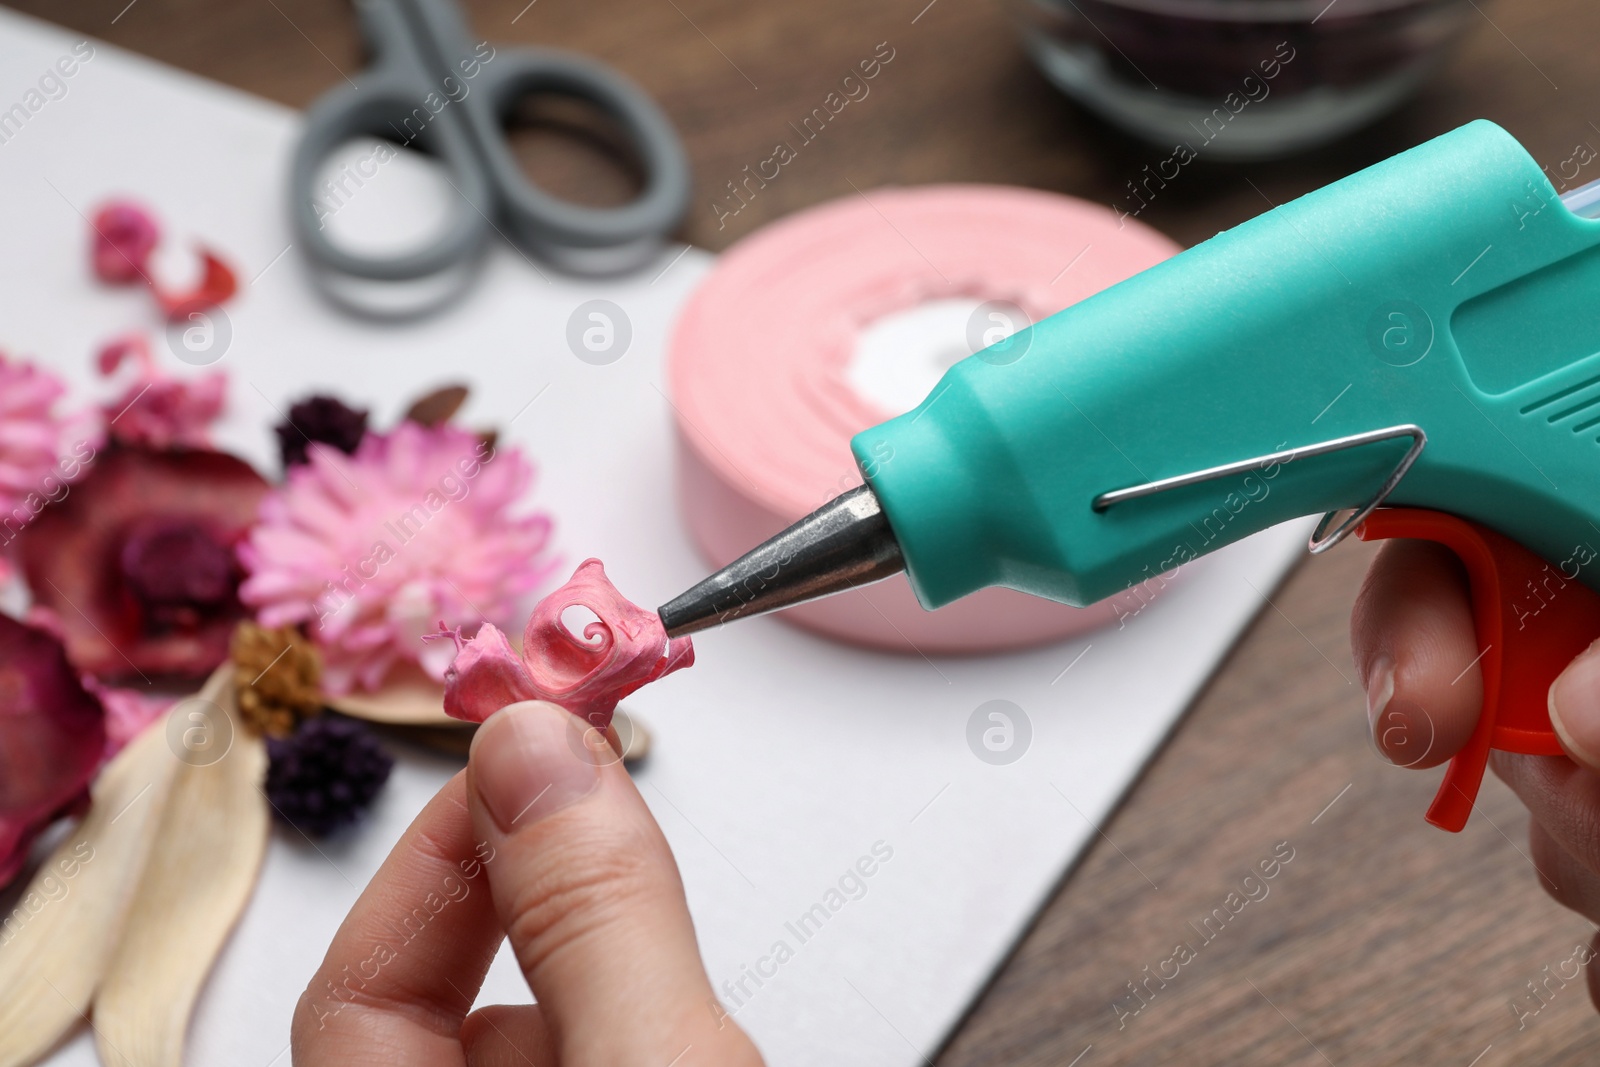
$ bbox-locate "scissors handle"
[289,0,495,282]
[291,0,691,282]
[466,47,690,270]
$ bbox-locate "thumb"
[465,701,762,1066]
[1549,640,1600,771]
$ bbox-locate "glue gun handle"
[1355,509,1600,832]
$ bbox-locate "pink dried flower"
[239,422,557,694]
[438,558,693,730]
[88,682,174,759]
[19,447,268,682]
[98,334,225,450]
[0,353,101,580]
[91,200,158,284]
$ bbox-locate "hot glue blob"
[437,559,693,729]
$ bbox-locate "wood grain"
[14,0,1600,1061]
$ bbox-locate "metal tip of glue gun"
[657,484,906,638]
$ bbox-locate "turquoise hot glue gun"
[659,120,1600,830]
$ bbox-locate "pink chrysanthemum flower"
[0,353,101,580]
[239,421,557,694]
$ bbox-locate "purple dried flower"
[265,716,393,837]
[275,395,369,469]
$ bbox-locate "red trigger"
[1355,509,1600,832]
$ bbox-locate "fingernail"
[1366,656,1395,737]
[471,702,601,832]
[1549,644,1600,769]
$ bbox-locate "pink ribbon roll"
[668,184,1182,653]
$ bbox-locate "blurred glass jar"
[1017,0,1475,160]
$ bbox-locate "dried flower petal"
[88,682,174,758]
[0,353,102,581]
[88,200,237,320]
[0,613,106,886]
[98,334,225,451]
[155,249,237,322]
[91,201,158,285]
[439,558,693,729]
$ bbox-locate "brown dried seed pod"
[231,621,324,738]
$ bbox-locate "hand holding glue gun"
[1354,535,1600,1009]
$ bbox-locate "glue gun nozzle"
[657,484,906,638]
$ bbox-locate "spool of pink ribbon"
[667,184,1181,653]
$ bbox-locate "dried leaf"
[94,669,268,1067]
[402,384,469,428]
[0,683,186,1067]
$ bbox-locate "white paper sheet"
[0,11,1314,1065]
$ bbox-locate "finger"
[1589,931,1600,1016]
[1521,820,1600,1017]
[1492,751,1600,880]
[1350,539,1483,768]
[465,701,763,1066]
[462,1004,555,1067]
[293,772,503,1067]
[1526,816,1600,923]
[1548,640,1600,772]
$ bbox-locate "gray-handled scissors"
[290,0,690,284]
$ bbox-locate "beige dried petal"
[612,707,651,766]
[0,679,187,1067]
[93,669,268,1067]
[327,659,458,726]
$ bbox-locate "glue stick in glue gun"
[658,119,1600,831]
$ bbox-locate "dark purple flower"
[265,716,394,837]
[275,395,369,469]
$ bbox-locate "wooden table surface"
[17,0,1600,1062]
